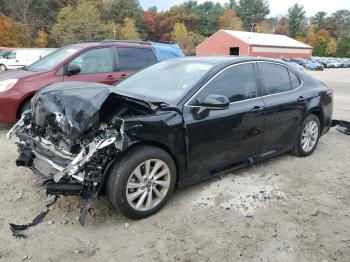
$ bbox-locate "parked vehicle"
[0,48,57,71]
[278,59,304,71]
[8,57,333,221]
[0,41,184,123]
[303,59,324,71]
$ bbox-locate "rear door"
[257,61,306,155]
[183,62,265,176]
[63,47,118,85]
[114,47,157,84]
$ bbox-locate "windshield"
[113,60,212,103]
[0,51,10,57]
[26,46,81,72]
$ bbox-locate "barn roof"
[222,30,312,49]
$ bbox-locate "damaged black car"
[8,57,333,222]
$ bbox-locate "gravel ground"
[0,69,349,262]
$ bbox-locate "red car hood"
[0,69,39,81]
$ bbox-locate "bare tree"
[4,0,32,24]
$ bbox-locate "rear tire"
[106,145,176,219]
[291,114,321,157]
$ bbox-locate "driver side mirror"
[192,94,230,120]
[201,94,230,109]
[67,64,81,75]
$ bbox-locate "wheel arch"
[308,107,325,130]
[108,141,180,183]
[16,93,35,119]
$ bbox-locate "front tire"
[0,64,6,72]
[106,145,176,219]
[291,114,321,157]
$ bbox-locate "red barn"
[196,30,312,58]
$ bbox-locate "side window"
[69,48,113,74]
[6,52,16,59]
[289,70,301,89]
[194,63,257,104]
[259,63,292,95]
[117,47,156,71]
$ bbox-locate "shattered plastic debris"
[9,195,57,238]
[331,120,350,135]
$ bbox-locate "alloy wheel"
[301,120,319,152]
[126,159,171,211]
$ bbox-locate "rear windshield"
[26,46,81,72]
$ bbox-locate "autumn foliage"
[0,0,348,57]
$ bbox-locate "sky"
[139,0,350,17]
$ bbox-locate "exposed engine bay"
[7,82,159,225]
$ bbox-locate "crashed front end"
[8,82,154,224]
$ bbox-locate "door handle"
[297,96,307,102]
[106,75,117,80]
[250,106,265,112]
[120,73,128,78]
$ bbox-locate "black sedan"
[9,57,333,222]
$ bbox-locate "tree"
[147,6,157,14]
[119,17,140,40]
[331,10,350,37]
[336,37,350,57]
[171,22,205,55]
[3,0,32,24]
[312,29,331,56]
[0,13,18,46]
[218,9,242,30]
[295,32,305,43]
[235,0,270,31]
[255,21,269,33]
[224,0,237,10]
[36,29,48,47]
[0,12,32,47]
[312,11,327,30]
[183,1,225,36]
[307,25,318,47]
[107,0,146,38]
[325,38,338,56]
[171,22,188,45]
[142,11,159,40]
[105,20,118,39]
[274,25,290,36]
[51,1,106,46]
[288,4,306,39]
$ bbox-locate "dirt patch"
[0,69,349,262]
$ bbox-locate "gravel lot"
[0,69,349,262]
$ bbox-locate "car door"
[4,51,20,69]
[114,47,157,84]
[63,47,119,85]
[183,62,265,176]
[257,61,306,155]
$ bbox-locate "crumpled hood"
[32,81,111,139]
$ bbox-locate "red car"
[0,41,183,123]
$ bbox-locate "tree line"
[0,0,349,57]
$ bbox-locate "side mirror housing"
[67,64,81,75]
[201,94,230,110]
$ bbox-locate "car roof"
[169,56,292,66]
[66,41,154,49]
